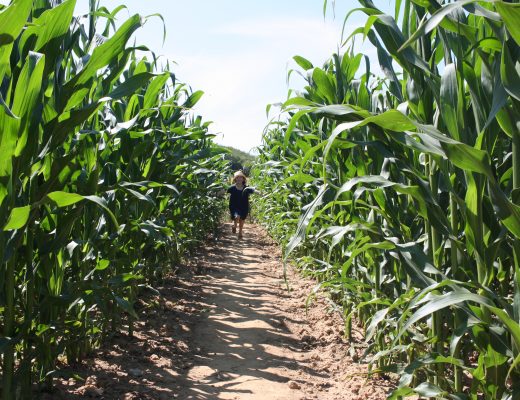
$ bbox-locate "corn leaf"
[3,206,31,231]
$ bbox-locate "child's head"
[233,170,247,185]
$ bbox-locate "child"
[226,170,255,239]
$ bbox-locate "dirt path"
[54,223,393,399]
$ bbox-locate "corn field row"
[253,0,520,399]
[0,0,227,398]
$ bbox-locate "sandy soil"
[49,223,394,399]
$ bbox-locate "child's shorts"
[230,208,248,220]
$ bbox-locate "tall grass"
[0,1,227,398]
[254,1,520,398]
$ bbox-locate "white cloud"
[71,1,380,153]
[166,16,367,152]
[3,0,386,154]
[171,50,278,152]
[214,16,339,41]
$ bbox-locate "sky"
[59,1,390,153]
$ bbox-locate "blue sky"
[69,1,392,153]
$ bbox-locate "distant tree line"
[221,146,256,175]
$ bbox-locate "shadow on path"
[50,223,316,400]
[172,223,319,399]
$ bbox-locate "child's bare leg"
[238,218,245,238]
[232,216,238,233]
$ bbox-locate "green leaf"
[500,40,520,102]
[13,51,45,157]
[367,30,403,102]
[122,187,155,206]
[96,259,110,271]
[143,72,169,109]
[397,290,493,342]
[0,51,45,176]
[413,382,446,398]
[312,67,335,104]
[399,0,475,52]
[395,242,439,288]
[183,90,204,109]
[0,0,33,80]
[113,295,138,319]
[293,55,313,70]
[440,63,460,140]
[415,124,493,177]
[4,205,30,230]
[496,2,520,47]
[488,179,520,239]
[367,109,415,131]
[283,97,316,108]
[84,195,119,229]
[283,108,315,146]
[20,0,76,52]
[278,172,316,186]
[47,191,85,207]
[46,192,119,229]
[285,184,328,257]
[105,72,157,100]
[66,14,143,89]
[363,11,431,76]
[109,273,142,286]
[336,174,451,235]
[45,101,103,155]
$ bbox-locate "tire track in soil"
[52,223,393,399]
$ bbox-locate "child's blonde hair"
[232,170,247,184]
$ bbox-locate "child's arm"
[218,186,234,197]
[248,187,262,196]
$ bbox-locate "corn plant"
[254,1,520,398]
[0,1,227,398]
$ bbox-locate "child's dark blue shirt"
[227,185,255,219]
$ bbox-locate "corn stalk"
[254,1,520,398]
[0,1,227,398]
